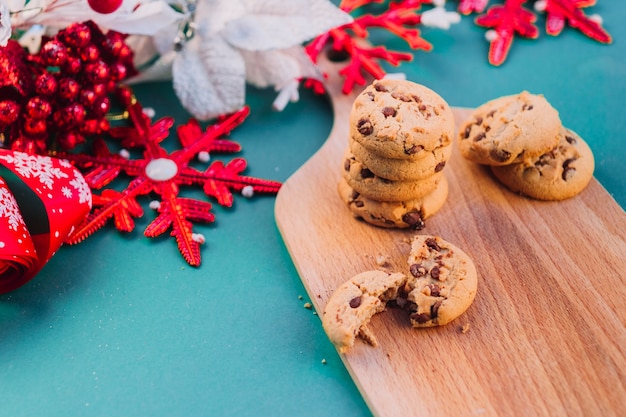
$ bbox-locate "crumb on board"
[375,254,390,267]
[303,302,313,310]
[298,295,303,300]
[321,358,327,365]
[459,323,470,334]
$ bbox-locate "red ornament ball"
[35,73,58,95]
[87,0,123,14]
[25,97,53,119]
[61,23,92,48]
[23,118,48,136]
[57,130,86,150]
[58,77,81,101]
[40,40,68,66]
[0,100,20,125]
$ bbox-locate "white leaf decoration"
[222,0,352,51]
[172,36,246,121]
[241,46,322,88]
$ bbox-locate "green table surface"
[2,4,625,417]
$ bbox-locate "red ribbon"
[0,149,92,293]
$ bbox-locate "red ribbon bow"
[0,149,92,293]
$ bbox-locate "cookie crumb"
[321,358,327,365]
[303,302,313,310]
[375,254,390,266]
[459,323,470,334]
[298,295,303,300]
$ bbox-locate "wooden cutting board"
[274,56,626,417]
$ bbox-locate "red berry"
[63,55,83,75]
[57,130,85,150]
[35,73,58,95]
[87,0,123,14]
[25,97,53,119]
[0,100,21,125]
[58,77,80,101]
[91,97,111,117]
[23,118,48,136]
[80,44,100,62]
[40,40,68,66]
[85,60,110,84]
[60,23,92,48]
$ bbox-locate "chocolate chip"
[431,300,442,319]
[429,284,441,297]
[566,135,577,145]
[522,104,534,111]
[365,92,375,101]
[474,132,486,142]
[350,190,360,200]
[486,110,496,118]
[411,312,431,324]
[344,158,351,171]
[391,92,411,102]
[349,296,362,308]
[360,167,375,178]
[357,118,373,135]
[382,107,396,118]
[562,158,576,180]
[475,116,483,125]
[418,104,427,112]
[425,237,441,251]
[405,144,424,155]
[403,212,425,230]
[490,148,511,163]
[430,265,440,280]
[409,263,427,277]
[434,161,446,172]
[462,126,471,139]
[354,200,364,208]
[373,83,388,92]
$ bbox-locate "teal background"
[1,3,625,417]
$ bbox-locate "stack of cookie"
[458,91,595,200]
[338,79,456,229]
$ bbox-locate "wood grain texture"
[275,57,626,417]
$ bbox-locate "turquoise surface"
[2,4,625,417]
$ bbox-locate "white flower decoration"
[0,2,11,46]
[128,0,353,120]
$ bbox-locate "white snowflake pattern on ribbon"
[0,179,26,232]
[0,152,68,190]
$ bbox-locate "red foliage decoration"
[306,0,435,94]
[53,87,282,266]
[472,0,612,65]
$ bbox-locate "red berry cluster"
[0,21,136,154]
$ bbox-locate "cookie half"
[458,91,561,166]
[322,270,407,353]
[342,148,444,202]
[349,79,456,160]
[337,176,448,230]
[490,128,595,200]
[349,138,452,182]
[404,235,478,327]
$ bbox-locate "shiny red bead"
[40,40,68,66]
[92,83,108,97]
[58,77,80,101]
[61,22,92,48]
[80,89,98,108]
[92,97,111,117]
[85,60,110,84]
[80,44,100,62]
[63,55,83,75]
[0,100,20,125]
[23,118,48,136]
[88,0,123,14]
[25,97,53,119]
[35,73,58,95]
[110,62,128,81]
[56,130,86,150]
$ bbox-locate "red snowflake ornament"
[475,0,539,66]
[306,0,435,94]
[55,89,282,266]
[536,0,612,43]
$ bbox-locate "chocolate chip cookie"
[404,235,478,327]
[490,128,595,200]
[349,138,452,182]
[342,148,444,202]
[321,270,408,353]
[337,175,449,230]
[349,79,456,160]
[458,91,561,166]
